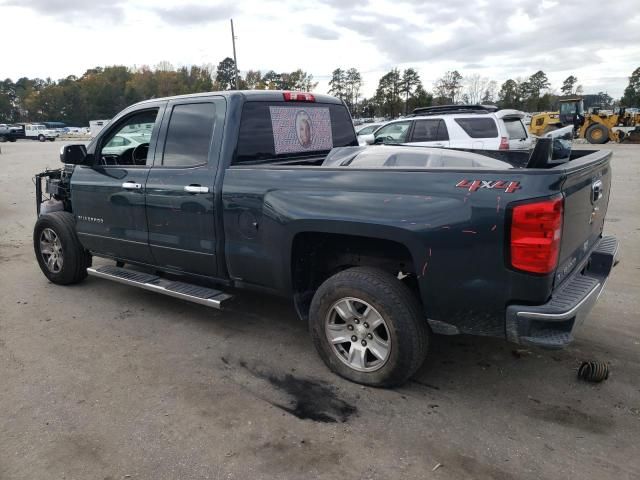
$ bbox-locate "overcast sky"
[1,0,638,98]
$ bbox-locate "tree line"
[1,58,638,125]
[328,67,633,119]
[0,58,319,125]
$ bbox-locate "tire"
[0,135,6,143]
[585,124,609,144]
[48,138,55,142]
[309,266,429,387]
[38,134,45,142]
[9,137,16,142]
[33,211,91,285]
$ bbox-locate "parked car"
[32,91,617,387]
[360,105,533,151]
[356,123,383,138]
[101,133,151,157]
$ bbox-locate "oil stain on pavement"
[234,359,357,423]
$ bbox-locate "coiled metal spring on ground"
[578,361,609,382]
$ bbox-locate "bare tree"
[481,80,498,104]
[464,74,484,104]
[155,61,174,72]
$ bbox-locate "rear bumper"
[505,235,619,349]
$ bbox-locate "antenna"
[230,19,239,90]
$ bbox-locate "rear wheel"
[0,135,6,143]
[309,267,429,387]
[33,211,91,285]
[585,124,609,144]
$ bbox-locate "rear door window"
[162,103,216,167]
[503,118,527,139]
[411,119,449,141]
[234,101,357,164]
[454,118,499,138]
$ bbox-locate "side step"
[87,265,232,309]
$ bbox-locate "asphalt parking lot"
[0,140,638,480]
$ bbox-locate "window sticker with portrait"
[269,106,333,155]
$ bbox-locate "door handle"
[122,181,142,190]
[184,185,209,194]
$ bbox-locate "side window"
[412,119,448,142]
[374,122,411,143]
[162,103,216,167]
[99,109,159,166]
[454,118,499,138]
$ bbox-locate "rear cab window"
[454,117,498,138]
[234,101,357,164]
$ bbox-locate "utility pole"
[230,19,239,90]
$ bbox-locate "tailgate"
[555,151,612,284]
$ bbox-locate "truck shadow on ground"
[94,279,616,435]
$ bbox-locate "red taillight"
[499,136,509,150]
[510,197,563,274]
[283,91,315,102]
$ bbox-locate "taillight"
[510,197,563,274]
[499,136,509,150]
[283,91,315,102]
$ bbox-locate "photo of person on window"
[295,110,312,148]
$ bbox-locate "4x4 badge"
[456,179,520,193]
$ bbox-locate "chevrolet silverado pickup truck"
[0,125,19,142]
[32,91,618,387]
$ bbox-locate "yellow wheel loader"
[529,98,640,144]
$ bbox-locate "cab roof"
[131,90,344,108]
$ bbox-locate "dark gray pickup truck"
[0,125,19,142]
[33,91,618,387]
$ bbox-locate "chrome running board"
[87,265,232,309]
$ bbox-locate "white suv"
[360,105,532,151]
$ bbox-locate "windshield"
[374,122,411,143]
[357,125,379,135]
[560,101,583,116]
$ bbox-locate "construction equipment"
[529,97,640,144]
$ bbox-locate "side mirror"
[60,144,89,165]
[360,134,375,145]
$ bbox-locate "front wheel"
[33,211,91,284]
[309,267,429,387]
[585,124,609,144]
[38,134,45,142]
